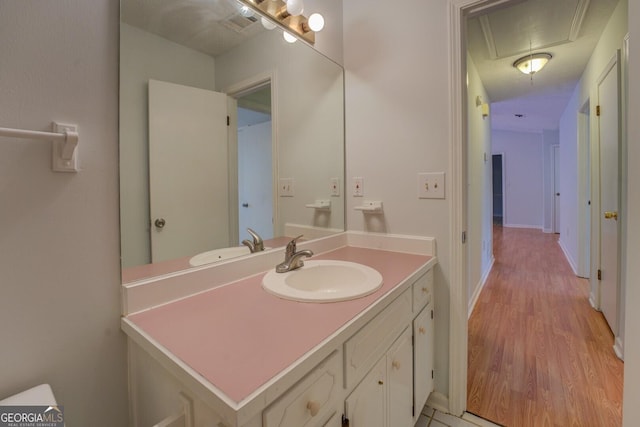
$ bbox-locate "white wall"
[119,24,217,268]
[492,130,544,229]
[216,29,345,237]
[0,1,127,426]
[466,54,493,312]
[558,0,627,304]
[343,0,452,396]
[558,86,580,271]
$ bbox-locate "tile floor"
[415,406,503,427]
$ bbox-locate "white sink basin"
[189,246,252,266]
[262,260,383,303]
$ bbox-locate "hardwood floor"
[467,226,623,427]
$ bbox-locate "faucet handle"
[286,235,304,255]
[247,228,264,251]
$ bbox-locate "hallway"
[467,227,623,427]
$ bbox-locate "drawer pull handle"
[392,360,401,370]
[378,380,384,385]
[419,327,426,334]
[307,401,321,417]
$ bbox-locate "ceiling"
[121,0,265,57]
[467,0,620,133]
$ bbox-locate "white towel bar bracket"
[0,121,79,172]
[51,123,79,173]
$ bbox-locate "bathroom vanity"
[121,233,436,427]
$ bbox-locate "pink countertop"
[127,246,431,404]
[122,237,294,283]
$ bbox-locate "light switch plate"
[418,172,445,199]
[330,177,340,196]
[353,177,364,197]
[279,178,294,197]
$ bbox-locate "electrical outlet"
[418,172,445,199]
[330,177,340,196]
[279,178,294,197]
[353,177,364,197]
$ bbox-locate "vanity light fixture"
[283,31,297,43]
[307,13,325,32]
[286,0,304,16]
[240,0,324,44]
[513,53,552,75]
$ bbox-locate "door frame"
[578,99,591,279]
[491,153,506,225]
[224,71,279,245]
[551,145,560,233]
[447,0,613,415]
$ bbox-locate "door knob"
[604,211,618,220]
[556,193,560,196]
[154,218,166,228]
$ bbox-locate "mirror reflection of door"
[236,85,274,243]
[148,80,230,263]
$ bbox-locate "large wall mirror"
[119,0,345,283]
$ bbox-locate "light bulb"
[283,31,297,43]
[261,16,276,30]
[239,5,254,18]
[286,0,304,16]
[308,13,324,32]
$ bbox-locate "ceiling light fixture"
[513,53,552,75]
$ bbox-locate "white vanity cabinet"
[412,269,435,423]
[263,350,342,427]
[344,326,414,427]
[123,251,436,427]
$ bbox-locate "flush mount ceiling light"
[513,53,552,75]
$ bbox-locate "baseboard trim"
[503,223,543,230]
[614,337,624,360]
[468,257,494,318]
[589,293,598,310]
[557,238,578,275]
[426,392,449,414]
[462,412,504,426]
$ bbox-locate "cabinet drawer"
[412,269,433,313]
[264,350,342,427]
[344,288,412,389]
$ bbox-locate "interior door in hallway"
[597,53,620,335]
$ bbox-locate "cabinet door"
[413,304,434,419]
[387,327,413,427]
[344,356,386,427]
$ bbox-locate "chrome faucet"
[241,228,264,253]
[276,235,313,273]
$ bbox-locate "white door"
[149,80,230,263]
[553,145,561,233]
[597,56,620,335]
[237,119,274,242]
[344,356,386,427]
[413,305,434,421]
[387,327,413,426]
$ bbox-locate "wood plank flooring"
[467,226,623,427]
